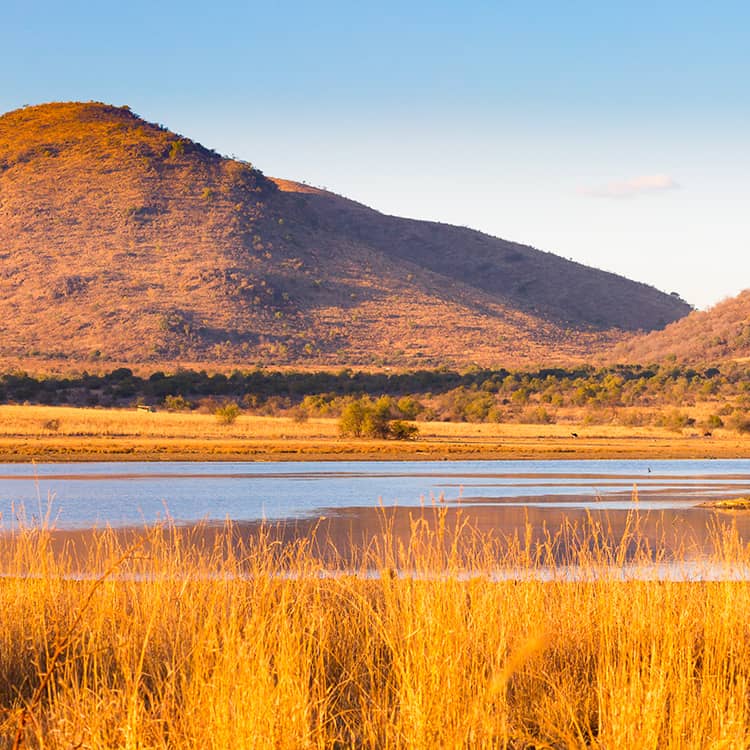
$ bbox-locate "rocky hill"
[0,102,692,369]
[611,290,750,364]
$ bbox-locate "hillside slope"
[611,290,750,364]
[0,102,691,368]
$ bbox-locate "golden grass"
[0,404,748,462]
[0,405,335,440]
[1,512,750,748]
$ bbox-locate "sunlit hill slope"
[612,290,750,364]
[0,102,691,368]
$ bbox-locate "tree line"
[1,364,748,430]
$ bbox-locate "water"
[0,458,749,530]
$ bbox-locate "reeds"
[0,511,749,748]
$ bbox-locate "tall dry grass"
[0,511,749,748]
[0,405,336,440]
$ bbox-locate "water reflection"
[0,460,748,542]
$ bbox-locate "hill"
[0,101,691,369]
[611,290,750,364]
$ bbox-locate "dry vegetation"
[1,513,750,748]
[702,497,750,511]
[0,101,689,370]
[612,290,750,363]
[1,405,750,461]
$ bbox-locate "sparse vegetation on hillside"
[0,101,690,369]
[613,289,750,363]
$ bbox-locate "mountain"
[0,101,691,369]
[611,290,750,364]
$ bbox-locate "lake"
[0,458,747,524]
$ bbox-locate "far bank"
[0,405,748,462]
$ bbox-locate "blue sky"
[3,1,748,308]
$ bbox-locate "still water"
[0,459,749,530]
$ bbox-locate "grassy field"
[0,404,749,461]
[1,513,749,748]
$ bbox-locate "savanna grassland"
[1,403,750,462]
[2,513,750,749]
[3,99,749,750]
[1,362,750,460]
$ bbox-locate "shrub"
[658,409,693,432]
[486,406,504,423]
[362,397,393,438]
[728,410,750,434]
[339,399,369,437]
[168,139,186,159]
[617,409,651,427]
[521,406,555,425]
[164,394,191,412]
[214,401,241,425]
[396,396,423,420]
[339,396,416,439]
[389,420,419,440]
[258,396,292,416]
[290,406,309,423]
[463,392,496,423]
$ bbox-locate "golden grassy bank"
[1,405,749,461]
[1,514,750,748]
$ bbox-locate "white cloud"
[582,174,680,199]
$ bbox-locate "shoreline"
[5,503,750,578]
[0,433,748,462]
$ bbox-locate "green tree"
[339,399,368,437]
[362,396,393,438]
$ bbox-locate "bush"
[464,392,497,422]
[389,420,419,440]
[164,394,191,412]
[396,396,423,420]
[658,409,693,432]
[339,399,369,437]
[728,410,750,433]
[362,397,393,438]
[339,396,417,439]
[521,406,555,424]
[290,406,309,423]
[168,139,186,159]
[214,401,241,425]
